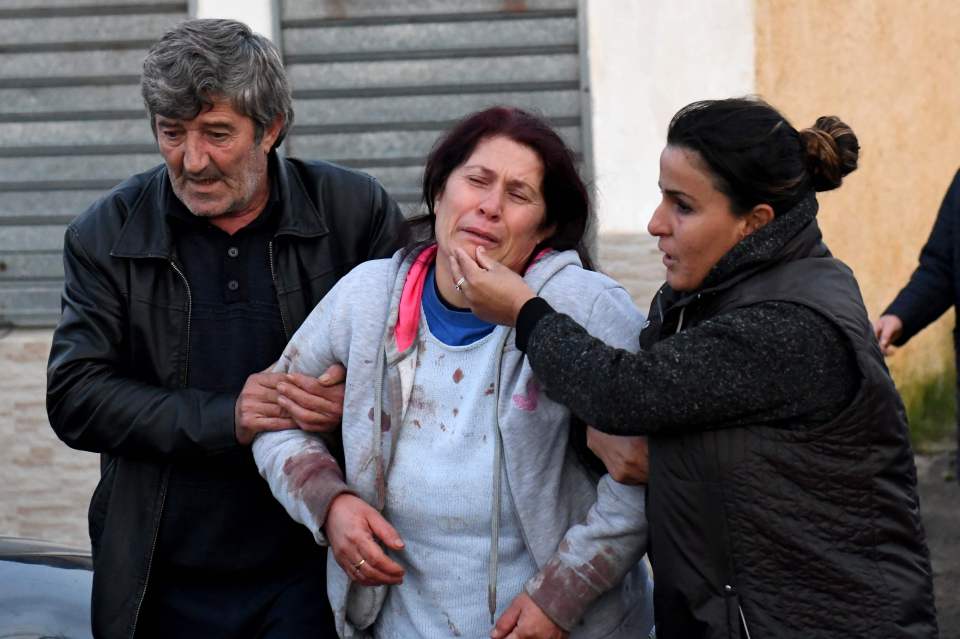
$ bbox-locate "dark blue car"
[0,536,93,637]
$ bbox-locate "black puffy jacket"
[46,154,405,638]
[520,195,938,638]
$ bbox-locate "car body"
[0,535,92,637]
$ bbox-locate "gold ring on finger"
[353,558,366,572]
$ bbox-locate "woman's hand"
[449,246,536,326]
[324,493,406,586]
[491,592,568,639]
[587,427,649,484]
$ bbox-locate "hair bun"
[799,116,860,192]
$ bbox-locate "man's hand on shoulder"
[277,363,346,433]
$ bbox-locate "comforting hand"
[449,246,536,327]
[325,493,405,587]
[587,427,649,484]
[873,314,903,356]
[491,592,568,639]
[276,363,346,432]
[234,366,297,445]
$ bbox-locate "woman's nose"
[648,201,669,237]
[478,188,503,219]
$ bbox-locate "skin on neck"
[435,251,470,308]
[207,180,270,235]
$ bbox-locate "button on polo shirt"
[167,199,286,394]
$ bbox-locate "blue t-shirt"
[422,266,496,346]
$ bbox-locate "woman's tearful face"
[434,135,553,274]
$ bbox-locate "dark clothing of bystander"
[137,173,326,632]
[47,153,405,638]
[884,169,960,474]
[516,194,938,637]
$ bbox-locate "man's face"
[155,99,281,220]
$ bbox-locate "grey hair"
[141,18,294,150]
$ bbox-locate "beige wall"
[0,329,98,548]
[755,0,960,394]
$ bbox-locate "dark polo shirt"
[141,180,327,633]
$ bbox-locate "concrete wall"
[585,0,754,306]
[754,0,960,406]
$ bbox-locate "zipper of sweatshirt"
[130,259,190,637]
[268,240,291,340]
[489,328,531,625]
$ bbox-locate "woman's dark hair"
[409,106,593,268]
[666,97,860,216]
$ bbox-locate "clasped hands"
[234,362,346,445]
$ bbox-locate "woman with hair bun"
[452,97,939,638]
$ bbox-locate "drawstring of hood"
[378,243,562,627]
[488,328,512,623]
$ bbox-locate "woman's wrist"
[515,297,556,352]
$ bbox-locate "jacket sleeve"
[884,168,960,343]
[46,225,238,458]
[525,287,650,630]
[525,300,858,437]
[252,286,353,545]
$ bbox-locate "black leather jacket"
[46,154,405,638]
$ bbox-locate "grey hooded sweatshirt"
[253,246,655,638]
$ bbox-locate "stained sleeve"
[884,169,960,343]
[525,286,651,629]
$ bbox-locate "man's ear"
[259,115,284,153]
[741,203,775,238]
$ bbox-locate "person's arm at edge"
[883,169,959,345]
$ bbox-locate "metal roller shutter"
[0,0,188,327]
[279,0,588,214]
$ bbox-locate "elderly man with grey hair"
[46,19,404,638]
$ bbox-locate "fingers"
[277,371,346,431]
[874,315,903,356]
[318,363,347,386]
[475,245,499,271]
[453,246,486,280]
[349,541,405,586]
[491,597,523,638]
[328,497,405,586]
[367,508,405,550]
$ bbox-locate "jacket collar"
[111,152,329,259]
